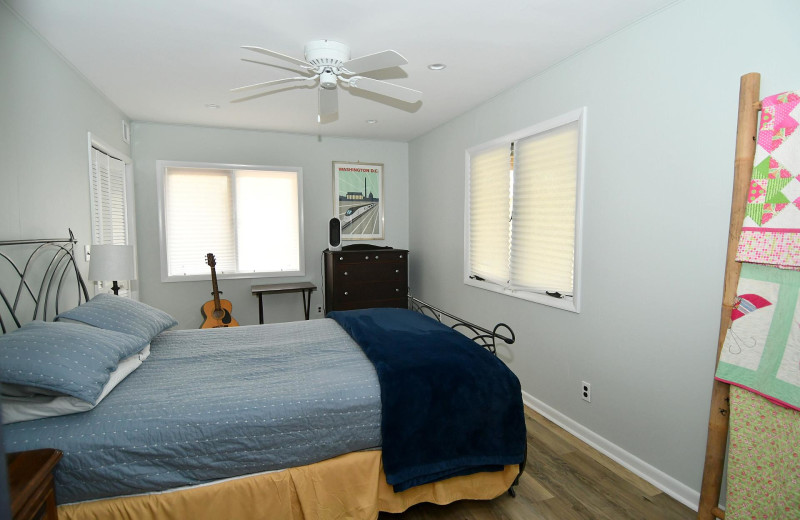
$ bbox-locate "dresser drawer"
[332,298,407,311]
[333,261,405,283]
[332,250,407,264]
[332,280,406,304]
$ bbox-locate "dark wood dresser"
[324,246,408,312]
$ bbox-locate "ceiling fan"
[232,40,423,122]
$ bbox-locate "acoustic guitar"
[200,253,239,328]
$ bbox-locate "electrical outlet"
[317,306,323,314]
[581,381,591,403]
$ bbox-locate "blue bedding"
[328,308,526,491]
[3,319,382,504]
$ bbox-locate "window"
[157,161,304,281]
[465,108,585,312]
[90,147,128,246]
[88,133,136,298]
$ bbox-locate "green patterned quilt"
[725,385,800,519]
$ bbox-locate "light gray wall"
[408,0,800,506]
[5,0,798,505]
[0,2,129,256]
[131,122,409,328]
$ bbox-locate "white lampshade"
[88,245,136,281]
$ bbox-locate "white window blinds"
[468,144,511,285]
[465,108,584,311]
[510,120,579,293]
[235,170,301,273]
[90,147,128,246]
[161,165,303,279]
[165,168,235,276]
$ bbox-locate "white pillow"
[1,344,150,424]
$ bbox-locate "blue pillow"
[56,294,177,342]
[0,321,149,403]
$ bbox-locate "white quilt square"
[781,176,800,202]
[721,278,779,370]
[772,127,800,175]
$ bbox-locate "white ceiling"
[7,0,677,142]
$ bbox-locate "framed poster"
[332,161,384,240]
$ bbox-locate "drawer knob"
[396,288,400,292]
[365,255,369,260]
[399,255,404,258]
[395,269,399,273]
[339,257,343,261]
[375,255,379,259]
[344,271,348,276]
[344,291,348,296]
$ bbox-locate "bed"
[0,233,526,520]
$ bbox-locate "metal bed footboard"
[408,296,515,355]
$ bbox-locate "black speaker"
[328,217,342,251]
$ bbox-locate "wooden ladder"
[696,72,762,520]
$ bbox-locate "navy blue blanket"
[328,308,526,491]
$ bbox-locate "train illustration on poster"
[343,202,377,227]
[332,161,384,240]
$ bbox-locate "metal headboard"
[0,230,89,333]
[409,296,515,355]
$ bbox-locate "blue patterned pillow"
[56,294,177,342]
[0,321,149,403]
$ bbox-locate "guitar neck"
[210,266,222,311]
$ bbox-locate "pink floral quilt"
[736,91,800,269]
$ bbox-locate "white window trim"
[156,160,305,283]
[463,107,586,313]
[87,132,138,300]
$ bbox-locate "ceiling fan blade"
[348,76,422,103]
[318,87,338,121]
[241,58,314,75]
[231,76,315,93]
[341,50,408,74]
[242,46,312,69]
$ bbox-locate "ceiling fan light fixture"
[319,69,338,90]
[427,63,446,70]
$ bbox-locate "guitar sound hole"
[213,308,232,324]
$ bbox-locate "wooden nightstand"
[7,449,62,520]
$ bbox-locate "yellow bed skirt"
[59,451,519,520]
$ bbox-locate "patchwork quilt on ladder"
[736,90,800,269]
[716,263,800,411]
[725,385,800,520]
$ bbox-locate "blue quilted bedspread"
[3,320,382,504]
[328,307,526,491]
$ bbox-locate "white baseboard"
[521,390,700,511]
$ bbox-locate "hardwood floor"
[379,407,696,520]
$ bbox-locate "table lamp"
[88,244,136,295]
